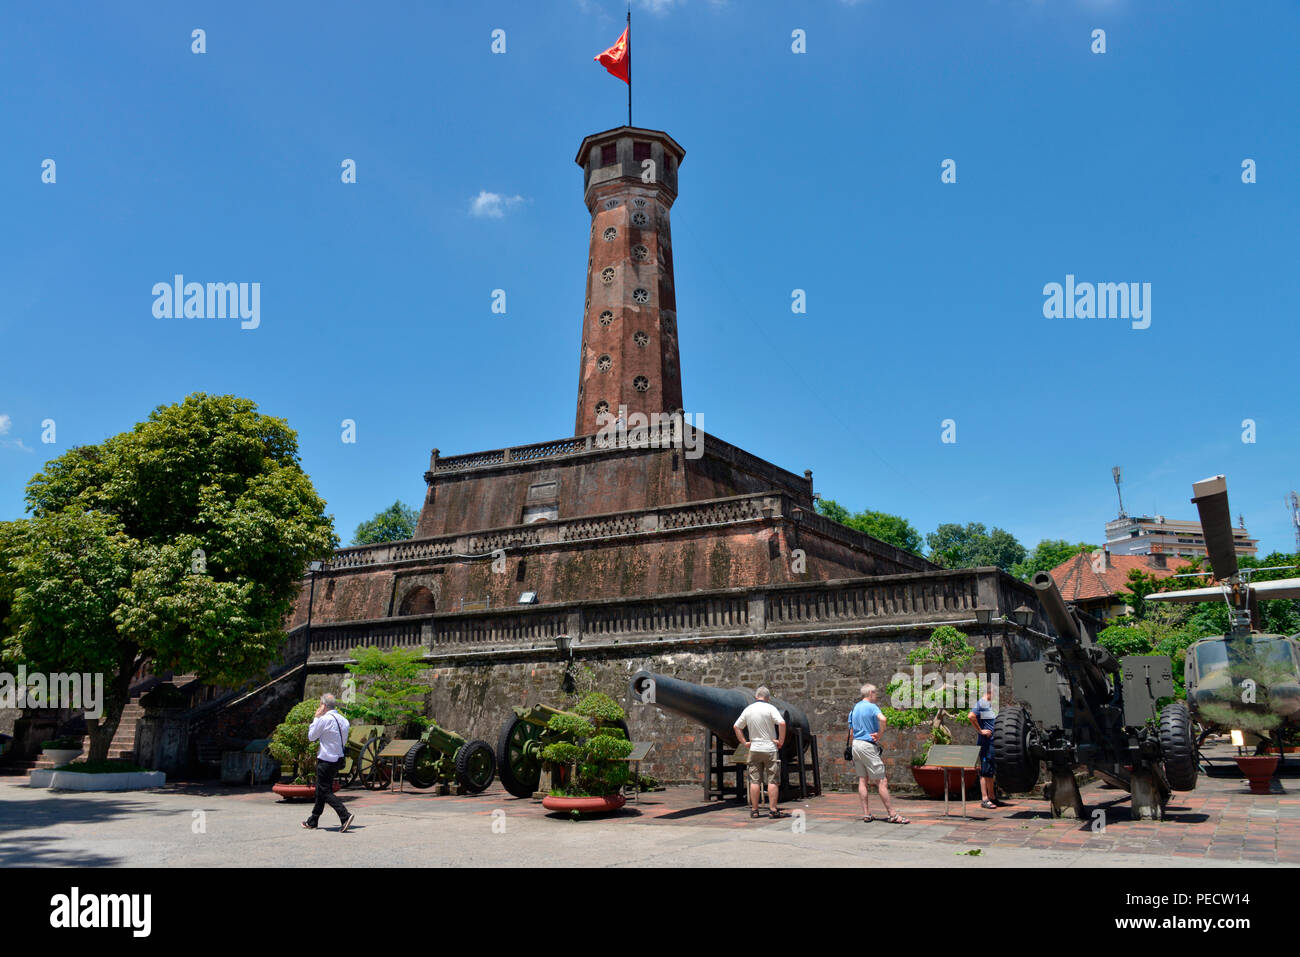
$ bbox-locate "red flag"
[595,27,630,84]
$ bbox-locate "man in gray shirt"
[734,686,787,819]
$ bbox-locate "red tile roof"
[1049,551,1192,603]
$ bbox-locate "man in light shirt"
[847,684,908,824]
[734,686,787,819]
[302,693,355,832]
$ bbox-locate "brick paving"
[199,758,1298,866]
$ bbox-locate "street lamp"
[1012,605,1033,629]
[306,560,324,650]
[556,634,575,694]
[974,607,993,648]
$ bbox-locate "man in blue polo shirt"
[846,684,908,824]
[969,686,999,809]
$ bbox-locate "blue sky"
[2,0,1297,555]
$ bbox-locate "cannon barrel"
[1032,571,1082,645]
[629,670,812,751]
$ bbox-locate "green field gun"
[496,702,629,799]
[402,721,497,793]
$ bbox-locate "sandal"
[980,800,997,809]
[862,814,875,823]
[886,814,911,825]
[750,809,762,819]
[769,809,788,819]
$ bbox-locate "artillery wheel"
[992,706,1038,793]
[455,739,497,793]
[403,741,443,790]
[497,717,544,799]
[1160,701,1198,791]
[357,738,391,791]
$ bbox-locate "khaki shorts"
[746,749,781,788]
[852,739,886,781]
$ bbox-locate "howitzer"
[496,703,630,799]
[628,671,812,755]
[403,722,496,793]
[993,571,1197,820]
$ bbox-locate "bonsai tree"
[540,692,633,797]
[883,625,980,766]
[269,700,321,785]
[339,645,430,737]
[1196,639,1294,752]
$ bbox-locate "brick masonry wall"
[287,522,923,628]
[302,629,1008,793]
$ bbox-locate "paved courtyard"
[2,759,1296,868]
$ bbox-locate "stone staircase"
[5,673,197,773]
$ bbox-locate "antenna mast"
[1289,491,1300,554]
[1112,466,1126,518]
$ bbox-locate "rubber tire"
[1160,701,1198,791]
[992,706,1038,793]
[403,741,441,790]
[497,718,542,799]
[455,739,497,793]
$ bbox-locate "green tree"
[925,522,1026,571]
[352,501,419,546]
[340,645,429,733]
[815,498,923,555]
[1,393,337,761]
[1011,539,1097,581]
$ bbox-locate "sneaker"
[340,813,355,833]
[301,820,317,830]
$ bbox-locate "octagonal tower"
[573,126,686,436]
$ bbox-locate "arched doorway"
[398,586,436,616]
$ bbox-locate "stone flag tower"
[573,127,686,436]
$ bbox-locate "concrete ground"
[2,755,1296,868]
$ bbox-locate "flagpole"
[626,8,632,127]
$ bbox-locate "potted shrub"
[41,737,84,768]
[268,700,339,800]
[885,626,982,799]
[540,692,634,816]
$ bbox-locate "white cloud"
[470,191,527,219]
[0,414,10,435]
[0,414,32,452]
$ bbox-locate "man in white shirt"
[734,686,787,819]
[303,693,355,832]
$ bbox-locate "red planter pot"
[1234,756,1279,794]
[272,780,340,801]
[541,793,627,815]
[911,765,980,799]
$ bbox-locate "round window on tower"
[604,199,620,209]
[601,267,616,284]
[631,211,648,227]
[633,376,650,393]
[633,198,647,208]
[633,331,649,347]
[595,400,609,416]
[632,288,649,303]
[597,354,612,373]
[603,227,617,242]
[631,244,649,262]
[599,310,614,326]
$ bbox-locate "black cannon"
[992,571,1196,820]
[628,670,820,798]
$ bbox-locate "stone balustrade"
[305,567,1051,660]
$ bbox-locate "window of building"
[633,142,651,162]
[601,143,617,166]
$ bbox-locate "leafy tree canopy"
[1011,539,1097,581]
[925,522,1026,572]
[814,498,923,555]
[1,393,337,760]
[352,500,419,546]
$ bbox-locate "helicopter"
[1145,475,1300,763]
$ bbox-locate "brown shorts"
[746,749,780,788]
